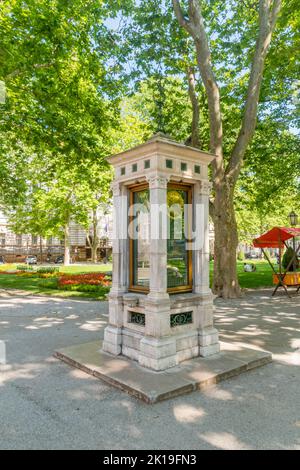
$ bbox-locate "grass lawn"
[210,260,274,289]
[0,260,275,299]
[0,263,112,299]
[60,264,112,274]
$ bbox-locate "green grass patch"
[0,264,111,299]
[59,264,112,274]
[0,260,275,298]
[209,259,274,289]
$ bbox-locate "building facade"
[0,209,112,263]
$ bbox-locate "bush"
[58,283,110,294]
[282,247,299,272]
[37,267,59,274]
[237,250,245,261]
[17,264,33,271]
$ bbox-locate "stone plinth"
[55,341,272,404]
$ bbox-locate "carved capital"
[146,174,170,189]
[198,180,212,196]
[111,181,121,196]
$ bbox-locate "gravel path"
[0,289,299,450]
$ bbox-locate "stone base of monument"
[54,341,272,404]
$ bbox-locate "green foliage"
[282,247,299,272]
[237,250,245,261]
[0,0,299,261]
[36,267,60,274]
[37,278,59,289]
[16,264,33,271]
[58,282,110,294]
[0,0,118,238]
[235,119,300,241]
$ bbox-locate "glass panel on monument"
[132,188,150,288]
[167,187,190,289]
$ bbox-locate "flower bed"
[58,272,111,288]
[0,267,111,297]
[16,271,38,277]
[59,283,110,293]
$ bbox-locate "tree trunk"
[173,0,282,298]
[212,181,241,298]
[91,244,98,263]
[64,223,71,266]
[186,66,201,148]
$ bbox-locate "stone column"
[193,180,220,357]
[139,174,176,370]
[102,182,129,355]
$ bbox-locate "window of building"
[16,235,22,246]
[181,162,187,172]
[32,235,38,245]
[0,233,5,247]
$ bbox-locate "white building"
[0,208,112,262]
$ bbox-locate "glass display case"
[129,183,192,293]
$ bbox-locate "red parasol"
[253,227,300,249]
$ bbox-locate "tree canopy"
[0,0,299,278]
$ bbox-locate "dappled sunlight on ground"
[0,362,46,386]
[0,288,299,449]
[202,387,234,401]
[199,431,252,450]
[79,320,107,331]
[173,404,206,423]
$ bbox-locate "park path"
[0,289,299,450]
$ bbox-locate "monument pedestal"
[103,291,220,371]
[55,341,272,404]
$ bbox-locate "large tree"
[171,0,283,297]
[0,0,118,264]
[108,0,299,297]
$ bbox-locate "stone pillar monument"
[102,133,220,371]
[56,132,272,402]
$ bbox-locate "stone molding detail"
[198,180,212,196]
[146,174,170,189]
[111,181,121,196]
